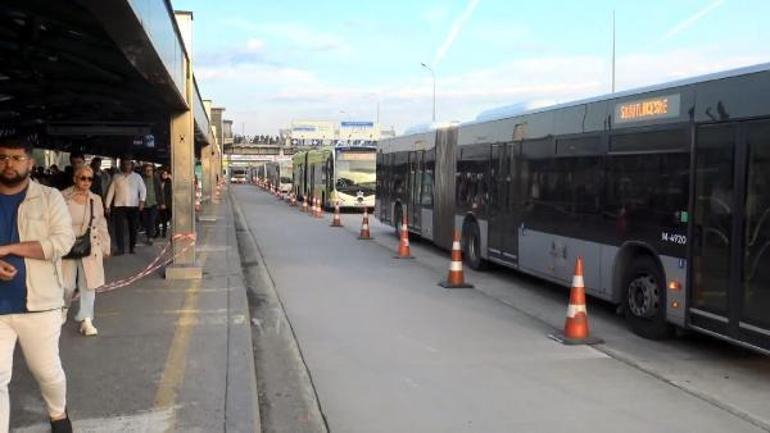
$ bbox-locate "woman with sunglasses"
[60,165,110,336]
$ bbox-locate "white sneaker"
[80,318,98,336]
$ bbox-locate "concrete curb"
[220,193,263,433]
[230,188,329,433]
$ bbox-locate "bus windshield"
[335,155,375,195]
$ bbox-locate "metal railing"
[127,0,211,144]
[127,0,186,95]
[193,77,210,140]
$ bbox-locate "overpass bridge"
[0,0,221,278]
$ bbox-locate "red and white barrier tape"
[91,232,197,295]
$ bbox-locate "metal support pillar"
[166,56,202,280]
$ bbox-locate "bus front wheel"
[623,256,673,340]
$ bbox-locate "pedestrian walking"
[104,157,145,255]
[53,152,85,191]
[157,168,172,238]
[89,157,110,200]
[0,137,76,432]
[140,164,163,245]
[61,166,110,336]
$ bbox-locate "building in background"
[289,119,383,146]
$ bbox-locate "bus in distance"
[266,158,293,193]
[229,166,248,184]
[376,63,770,354]
[293,144,376,210]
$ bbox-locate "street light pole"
[420,62,436,122]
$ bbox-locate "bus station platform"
[8,194,259,433]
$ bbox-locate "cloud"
[615,49,760,89]
[422,5,450,25]
[196,63,315,85]
[195,37,270,67]
[659,0,725,42]
[197,43,764,135]
[259,22,349,54]
[245,38,265,53]
[433,0,481,66]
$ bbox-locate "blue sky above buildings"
[175,0,770,135]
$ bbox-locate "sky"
[175,0,770,135]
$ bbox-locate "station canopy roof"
[0,0,211,163]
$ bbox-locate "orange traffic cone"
[308,197,315,216]
[316,198,324,218]
[310,197,317,217]
[290,193,297,207]
[330,200,343,227]
[357,208,373,240]
[549,257,602,345]
[301,197,308,213]
[439,230,473,289]
[393,213,414,259]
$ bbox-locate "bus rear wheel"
[393,204,402,237]
[463,221,486,271]
[623,256,672,340]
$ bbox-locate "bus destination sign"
[615,94,680,124]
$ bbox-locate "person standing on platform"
[157,168,172,238]
[0,137,76,433]
[54,152,85,191]
[89,157,110,201]
[61,165,110,336]
[105,157,145,255]
[140,164,162,245]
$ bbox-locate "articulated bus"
[293,145,376,209]
[376,63,770,353]
[266,158,293,193]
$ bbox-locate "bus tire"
[463,221,486,271]
[623,256,673,340]
[393,204,404,238]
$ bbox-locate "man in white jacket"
[105,157,146,255]
[0,137,76,433]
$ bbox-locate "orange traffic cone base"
[330,208,343,227]
[547,331,603,346]
[393,254,415,260]
[438,280,474,289]
[357,234,374,240]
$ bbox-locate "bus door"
[691,121,770,351]
[410,151,424,230]
[488,144,507,260]
[489,143,519,264]
[325,155,333,205]
[310,165,316,201]
[303,154,309,198]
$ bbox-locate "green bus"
[293,145,376,210]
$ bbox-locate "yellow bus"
[292,145,376,210]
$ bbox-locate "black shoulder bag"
[63,199,94,259]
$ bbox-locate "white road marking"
[12,408,173,433]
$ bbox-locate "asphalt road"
[235,185,770,433]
